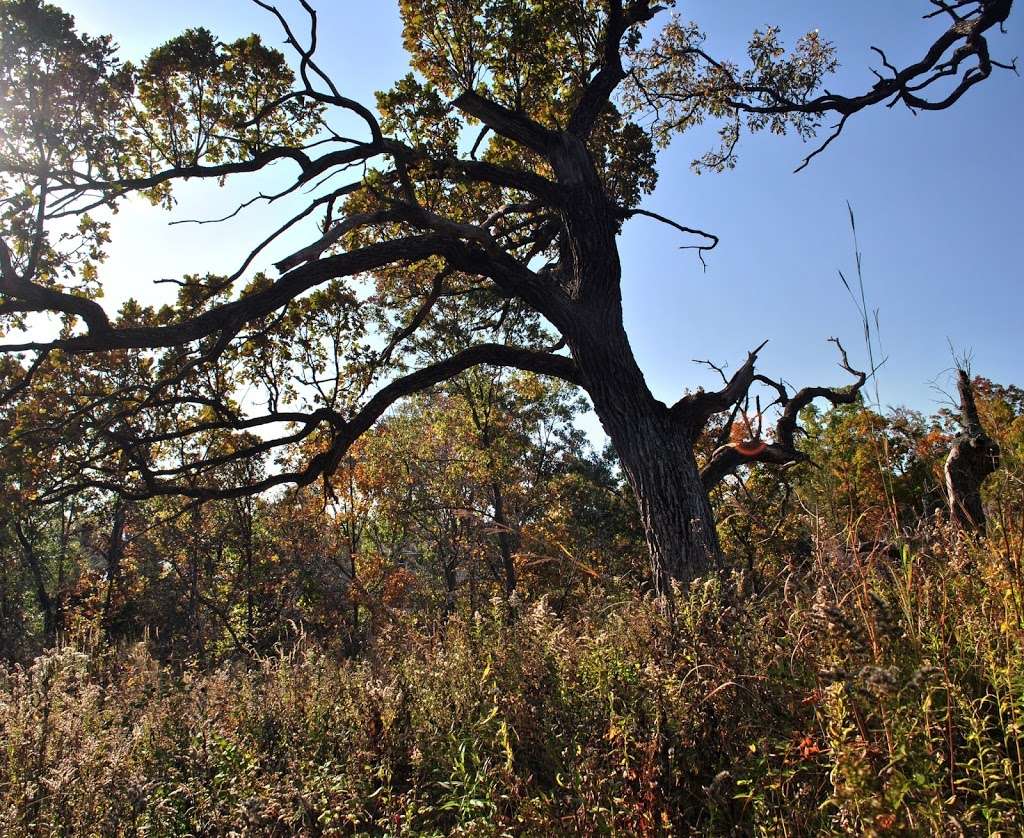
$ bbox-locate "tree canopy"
[0,0,1016,590]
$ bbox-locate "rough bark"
[101,501,126,634]
[945,370,1000,532]
[615,416,721,593]
[577,336,723,592]
[549,133,723,591]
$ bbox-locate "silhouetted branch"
[701,338,867,489]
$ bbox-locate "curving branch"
[622,207,719,268]
[700,338,867,489]
[739,1,1015,169]
[0,271,112,335]
[0,231,112,333]
[0,235,450,354]
[39,343,582,504]
[632,0,1016,172]
[0,223,578,358]
[250,0,384,144]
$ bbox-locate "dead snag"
[945,370,1000,532]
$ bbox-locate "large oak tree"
[0,0,1015,594]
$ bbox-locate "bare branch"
[734,1,1016,139]
[623,207,719,268]
[251,0,383,143]
[45,343,582,503]
[672,339,769,431]
[700,338,867,489]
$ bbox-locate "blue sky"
[55,1,1023,422]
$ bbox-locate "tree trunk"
[606,407,721,594]
[571,320,721,594]
[551,133,722,592]
[14,522,61,645]
[102,501,126,635]
[490,482,518,596]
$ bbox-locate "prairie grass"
[2,519,1022,836]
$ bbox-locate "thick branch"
[0,274,111,335]
[672,339,769,431]
[568,0,667,137]
[700,338,866,490]
[452,91,557,155]
[0,236,455,354]
[5,194,577,360]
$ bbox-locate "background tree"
[0,0,1016,594]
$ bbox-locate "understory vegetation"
[2,375,1023,836]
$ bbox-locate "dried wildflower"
[907,664,943,691]
[868,591,896,634]
[856,665,899,697]
[704,769,733,798]
[809,591,868,650]
[733,569,753,600]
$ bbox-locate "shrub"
[2,519,1022,835]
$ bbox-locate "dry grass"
[2,518,1022,836]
